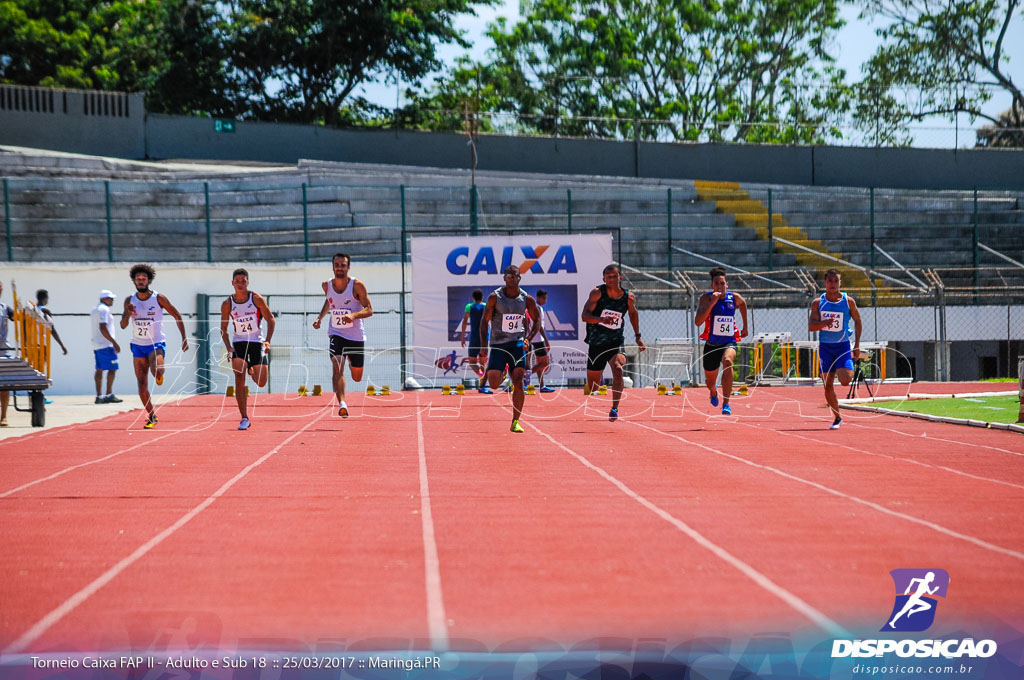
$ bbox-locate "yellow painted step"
[694,180,740,190]
[715,200,767,214]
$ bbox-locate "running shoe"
[510,420,525,433]
[0,418,7,427]
[609,408,618,422]
[722,403,732,415]
[829,417,843,430]
[478,386,493,394]
[143,414,157,429]
[338,402,349,418]
[710,392,719,407]
[44,398,54,404]
[238,417,251,431]
[155,373,164,386]
[105,394,123,403]
[95,396,105,404]
[539,386,556,393]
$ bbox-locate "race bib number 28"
[331,309,353,329]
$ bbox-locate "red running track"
[0,383,1021,655]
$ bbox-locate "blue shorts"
[819,341,853,375]
[486,340,527,373]
[94,347,119,370]
[130,342,166,359]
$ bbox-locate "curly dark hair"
[129,264,156,282]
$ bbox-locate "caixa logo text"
[446,245,578,275]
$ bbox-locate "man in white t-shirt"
[91,290,123,404]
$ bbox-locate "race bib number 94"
[502,314,524,333]
[600,310,623,329]
[821,311,843,333]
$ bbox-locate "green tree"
[410,0,850,142]
[853,0,1024,147]
[224,0,495,125]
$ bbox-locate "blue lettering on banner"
[445,245,578,275]
[446,247,470,275]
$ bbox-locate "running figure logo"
[881,569,950,632]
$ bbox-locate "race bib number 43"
[821,311,843,333]
[133,318,155,340]
[330,309,353,329]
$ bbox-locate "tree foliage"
[853,0,1024,147]
[409,0,850,143]
[0,0,495,123]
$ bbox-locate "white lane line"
[0,422,208,498]
[528,421,850,638]
[2,409,329,655]
[415,393,449,652]
[631,420,1024,562]
[727,407,1024,492]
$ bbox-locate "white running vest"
[325,279,366,341]
[229,292,263,342]
[129,291,165,346]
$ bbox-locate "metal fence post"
[469,185,478,235]
[195,293,210,394]
[567,189,572,234]
[302,183,309,262]
[767,189,773,270]
[972,188,979,299]
[667,188,673,272]
[204,182,212,262]
[869,187,875,270]
[399,186,408,388]
[3,178,12,261]
[105,180,113,262]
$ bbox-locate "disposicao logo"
[446,245,577,275]
[831,569,997,660]
[882,568,949,632]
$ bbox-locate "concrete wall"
[3,86,1024,190]
[0,85,145,159]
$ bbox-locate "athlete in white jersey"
[220,268,275,431]
[120,264,188,429]
[312,253,373,418]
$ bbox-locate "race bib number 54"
[712,315,734,337]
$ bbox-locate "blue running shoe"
[722,403,732,415]
[609,408,618,422]
[710,393,719,407]
[539,386,556,393]
[478,386,493,394]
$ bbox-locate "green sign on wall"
[214,119,236,133]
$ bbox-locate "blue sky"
[358,1,1023,148]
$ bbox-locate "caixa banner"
[410,234,614,384]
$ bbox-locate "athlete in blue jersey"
[808,269,862,430]
[460,288,487,384]
[694,267,748,415]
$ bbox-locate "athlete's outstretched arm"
[848,295,863,359]
[525,295,541,343]
[734,292,750,339]
[694,291,718,326]
[581,287,604,325]
[350,280,373,321]
[479,292,498,355]
[626,292,645,351]
[253,292,275,346]
[120,297,133,329]
[219,298,233,353]
[460,308,471,346]
[158,294,189,351]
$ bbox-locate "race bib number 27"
[133,319,155,340]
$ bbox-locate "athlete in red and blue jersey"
[694,267,748,415]
[809,268,862,430]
